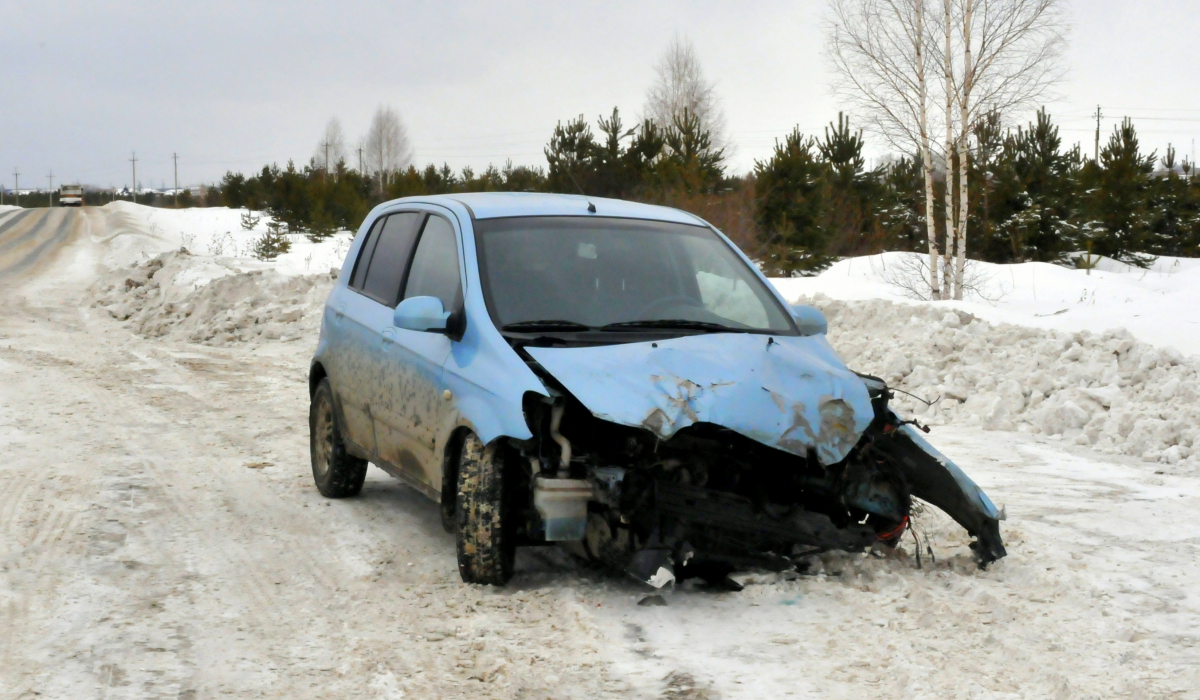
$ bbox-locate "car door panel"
[324,214,387,455]
[335,289,387,454]
[374,328,452,488]
[372,213,462,490]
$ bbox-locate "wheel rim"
[313,395,334,478]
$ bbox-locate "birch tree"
[828,0,944,297]
[828,0,1065,299]
[363,105,414,193]
[313,117,348,174]
[944,0,1065,298]
[643,35,731,154]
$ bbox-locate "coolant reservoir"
[533,478,591,541]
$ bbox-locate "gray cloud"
[2,0,1197,190]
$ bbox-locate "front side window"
[475,217,794,334]
[360,212,422,306]
[349,216,385,290]
[403,215,461,311]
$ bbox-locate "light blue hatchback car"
[308,192,1005,586]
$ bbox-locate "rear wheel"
[455,433,514,585]
[309,378,367,498]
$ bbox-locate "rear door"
[373,213,462,490]
[336,211,423,456]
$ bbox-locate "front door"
[373,213,462,490]
[341,211,423,458]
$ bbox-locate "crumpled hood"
[526,333,874,465]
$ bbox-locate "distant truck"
[59,184,83,207]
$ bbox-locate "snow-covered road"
[1,207,1197,699]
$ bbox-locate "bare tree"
[944,0,1066,298]
[644,35,730,152]
[827,0,943,298]
[313,117,348,174]
[363,105,414,192]
[828,0,1065,299]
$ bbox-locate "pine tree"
[878,156,927,252]
[818,113,880,256]
[544,116,596,194]
[753,128,830,275]
[991,109,1080,263]
[240,210,261,231]
[1079,118,1157,266]
[253,221,292,261]
[655,108,726,193]
[1147,144,1196,256]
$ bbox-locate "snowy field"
[1,203,1197,698]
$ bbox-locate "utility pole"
[1093,105,1102,164]
[47,171,54,207]
[172,152,179,207]
[357,147,364,175]
[129,152,138,204]
[321,140,330,174]
[13,169,19,206]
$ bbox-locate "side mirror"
[394,296,450,332]
[790,304,828,336]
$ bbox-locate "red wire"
[876,515,909,542]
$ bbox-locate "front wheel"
[309,378,367,498]
[455,433,515,585]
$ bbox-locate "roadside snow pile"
[772,251,1200,357]
[809,295,1199,469]
[100,201,356,277]
[92,249,334,345]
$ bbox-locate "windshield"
[475,216,795,334]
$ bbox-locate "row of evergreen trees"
[215,109,1200,269]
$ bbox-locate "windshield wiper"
[502,320,594,332]
[600,319,736,333]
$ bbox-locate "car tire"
[309,378,368,498]
[455,433,514,585]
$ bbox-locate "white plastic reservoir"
[533,477,591,541]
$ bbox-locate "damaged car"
[308,192,1006,587]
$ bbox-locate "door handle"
[381,331,395,345]
[334,304,345,319]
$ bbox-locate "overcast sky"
[2,0,1198,190]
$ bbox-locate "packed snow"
[92,251,335,345]
[772,252,1200,359]
[2,202,1198,698]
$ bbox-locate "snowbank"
[806,295,1199,469]
[101,201,355,277]
[92,250,334,345]
[771,252,1200,358]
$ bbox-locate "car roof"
[389,192,708,226]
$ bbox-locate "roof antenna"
[563,167,595,212]
[565,167,586,195]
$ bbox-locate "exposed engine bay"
[505,372,1007,589]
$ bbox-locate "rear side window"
[349,217,386,290]
[403,215,461,311]
[360,212,422,306]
